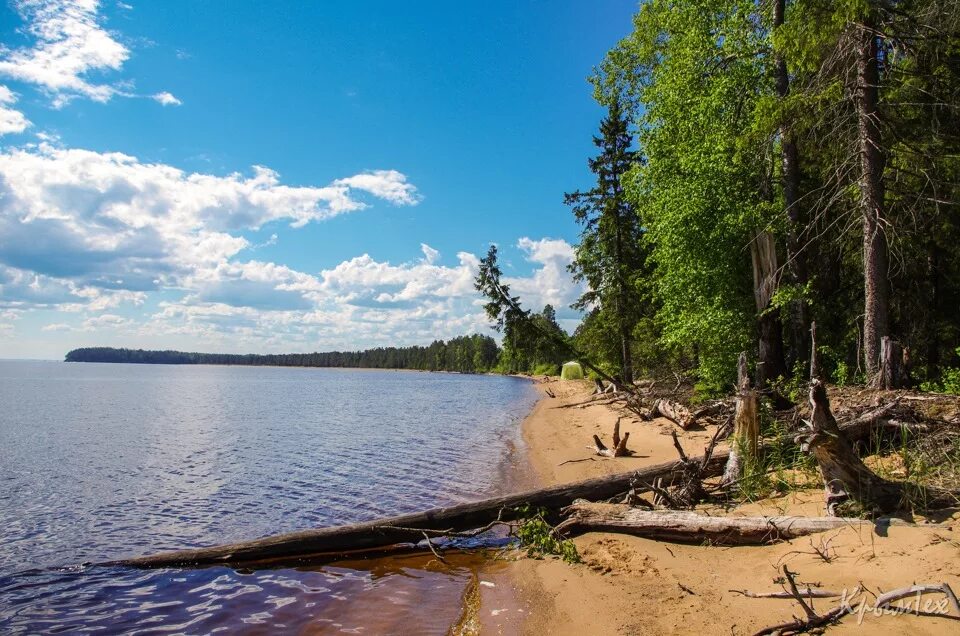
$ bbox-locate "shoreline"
[476,378,960,635]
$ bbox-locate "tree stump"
[800,379,907,515]
[876,336,905,389]
[590,418,631,458]
[723,352,759,488]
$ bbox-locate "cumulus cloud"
[0,143,422,298]
[0,0,130,104]
[0,86,31,135]
[0,0,178,108]
[508,237,583,315]
[21,238,582,353]
[151,91,182,106]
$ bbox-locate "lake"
[0,360,539,633]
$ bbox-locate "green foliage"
[770,359,810,405]
[531,362,560,376]
[475,246,572,375]
[513,506,580,563]
[588,0,960,391]
[595,0,769,389]
[921,349,960,395]
[65,336,502,373]
[566,98,652,384]
[833,360,851,387]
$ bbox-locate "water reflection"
[0,361,537,633]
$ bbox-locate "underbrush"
[513,505,580,563]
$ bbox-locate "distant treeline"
[65,334,502,373]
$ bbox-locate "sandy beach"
[475,378,960,635]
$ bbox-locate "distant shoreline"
[63,339,502,375]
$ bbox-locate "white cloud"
[124,240,577,352]
[41,322,74,331]
[508,237,583,314]
[0,85,31,135]
[333,170,422,206]
[151,91,182,106]
[0,0,130,104]
[0,0,179,109]
[420,243,439,264]
[0,143,422,298]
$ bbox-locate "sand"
[477,378,960,635]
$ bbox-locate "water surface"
[0,361,538,633]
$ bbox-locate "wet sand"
[480,378,960,635]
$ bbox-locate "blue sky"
[0,0,638,359]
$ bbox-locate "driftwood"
[753,566,862,635]
[799,380,959,515]
[723,352,759,488]
[592,378,617,395]
[655,427,721,508]
[651,398,694,429]
[754,567,959,635]
[875,583,960,619]
[555,502,916,546]
[115,450,731,568]
[732,589,843,599]
[590,418,631,458]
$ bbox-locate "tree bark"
[797,380,960,516]
[556,502,916,546]
[651,398,695,429]
[856,17,890,377]
[877,336,904,389]
[115,451,731,568]
[774,0,809,369]
[751,230,788,388]
[723,352,759,487]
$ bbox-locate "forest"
[64,334,500,374]
[480,0,960,397]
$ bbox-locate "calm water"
[0,361,538,634]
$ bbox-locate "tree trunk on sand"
[556,502,917,546]
[799,380,958,515]
[651,398,694,429]
[723,352,759,488]
[115,451,731,568]
[774,0,809,368]
[856,17,890,378]
[751,230,788,388]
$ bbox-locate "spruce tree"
[565,98,648,385]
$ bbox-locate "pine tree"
[565,98,648,385]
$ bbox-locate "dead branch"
[752,566,861,635]
[732,589,842,599]
[555,503,921,546]
[590,418,631,458]
[651,398,695,429]
[875,583,960,618]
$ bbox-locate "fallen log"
[651,398,694,429]
[555,502,920,546]
[800,380,959,515]
[114,451,731,568]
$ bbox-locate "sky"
[0,0,638,359]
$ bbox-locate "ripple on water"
[0,362,538,633]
